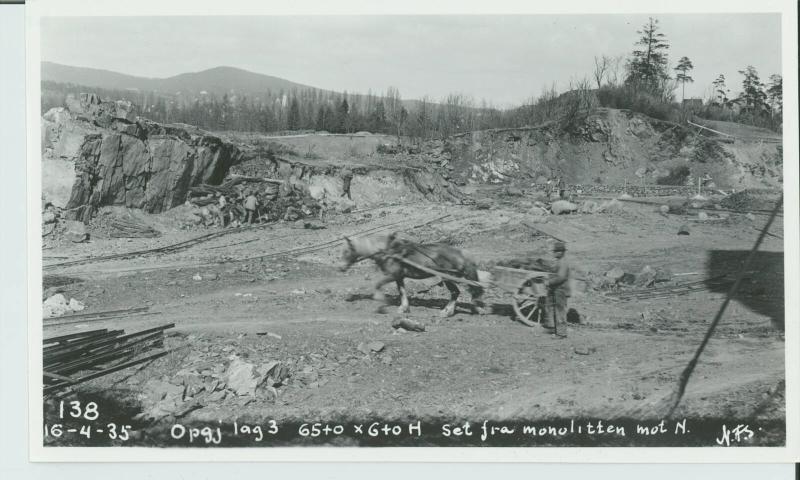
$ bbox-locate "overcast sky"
[41,14,782,107]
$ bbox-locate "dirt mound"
[720,189,782,212]
[434,108,781,190]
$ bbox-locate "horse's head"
[340,234,392,271]
[340,237,360,272]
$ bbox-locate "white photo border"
[26,0,800,463]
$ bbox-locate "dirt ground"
[42,189,786,446]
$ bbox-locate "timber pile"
[43,324,174,395]
[603,276,731,301]
[109,218,161,238]
[43,306,155,326]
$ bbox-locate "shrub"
[596,85,678,121]
[656,165,691,185]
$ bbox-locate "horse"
[340,233,485,317]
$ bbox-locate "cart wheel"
[512,295,540,327]
[513,279,542,327]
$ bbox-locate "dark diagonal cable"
[666,194,783,418]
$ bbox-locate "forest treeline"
[42,17,783,139]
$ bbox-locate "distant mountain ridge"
[41,62,321,96]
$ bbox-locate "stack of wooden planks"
[43,324,174,395]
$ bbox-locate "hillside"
[42,62,317,96]
[42,62,428,112]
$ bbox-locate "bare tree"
[593,55,610,88]
[607,55,625,86]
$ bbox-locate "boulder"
[42,211,57,224]
[551,200,578,215]
[605,267,626,283]
[678,224,691,235]
[635,266,657,287]
[68,298,86,312]
[503,186,524,196]
[566,308,583,324]
[64,220,88,243]
[654,267,673,283]
[579,201,598,213]
[113,100,137,122]
[598,199,624,213]
[659,205,670,215]
[224,357,260,396]
[43,293,69,318]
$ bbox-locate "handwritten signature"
[716,424,755,446]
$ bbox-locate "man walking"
[340,167,354,200]
[543,241,571,337]
[244,191,259,224]
[215,193,228,227]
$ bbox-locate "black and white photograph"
[27,0,798,460]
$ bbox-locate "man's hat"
[552,241,566,252]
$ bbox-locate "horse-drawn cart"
[392,256,552,327]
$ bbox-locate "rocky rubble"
[595,265,673,289]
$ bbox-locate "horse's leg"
[396,278,410,313]
[470,286,487,315]
[373,275,394,303]
[441,281,460,317]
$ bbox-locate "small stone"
[391,317,425,332]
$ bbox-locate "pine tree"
[766,74,782,116]
[625,17,671,94]
[736,66,767,114]
[371,101,386,133]
[336,97,349,133]
[674,56,694,104]
[287,96,301,130]
[711,74,730,107]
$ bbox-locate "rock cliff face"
[42,94,244,220]
[440,108,782,189]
